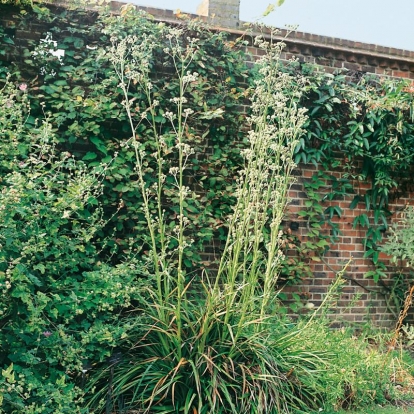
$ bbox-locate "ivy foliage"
[292,66,414,308]
[300,68,414,202]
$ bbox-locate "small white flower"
[62,210,71,219]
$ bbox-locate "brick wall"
[284,163,411,327]
[2,1,414,326]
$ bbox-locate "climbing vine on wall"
[0,3,252,279]
[293,66,414,310]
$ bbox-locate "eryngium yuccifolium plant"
[101,17,202,350]
[85,14,325,414]
[214,30,308,325]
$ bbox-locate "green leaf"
[349,195,360,210]
[54,80,68,86]
[31,267,45,280]
[262,3,275,16]
[73,38,84,48]
[3,36,14,45]
[90,136,108,155]
[364,193,371,211]
[82,152,98,161]
[2,364,15,384]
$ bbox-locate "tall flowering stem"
[104,18,199,358]
[215,29,308,330]
[105,31,167,305]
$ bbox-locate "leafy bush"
[381,207,414,268]
[290,277,414,413]
[0,78,149,412]
[379,206,414,308]
[305,322,394,410]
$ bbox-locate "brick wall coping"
[42,1,414,68]
[107,2,414,65]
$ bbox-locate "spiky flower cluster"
[105,23,202,339]
[216,29,308,319]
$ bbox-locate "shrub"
[303,321,394,411]
[381,206,414,268]
[0,78,149,412]
[380,206,414,309]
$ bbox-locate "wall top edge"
[111,2,414,63]
[22,1,414,63]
